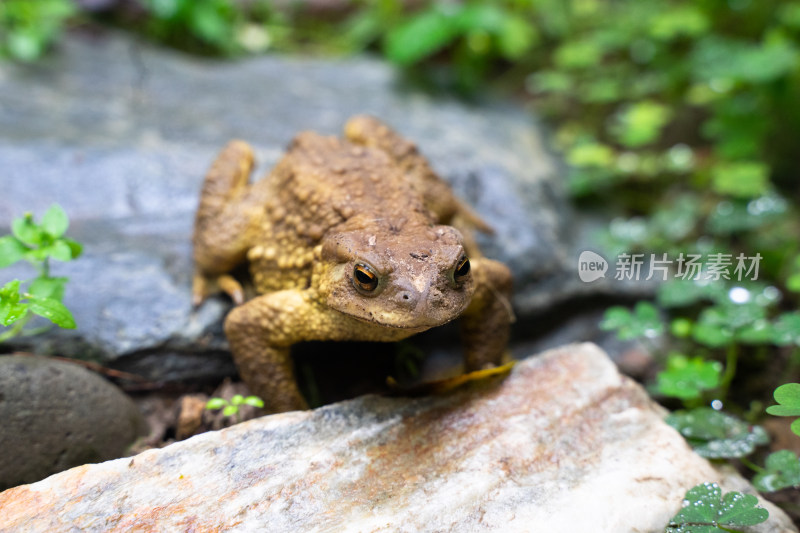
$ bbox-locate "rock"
[0,30,644,384]
[0,355,145,490]
[0,344,793,532]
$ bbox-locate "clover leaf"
[766,383,800,437]
[666,482,769,532]
[600,301,664,340]
[666,408,768,458]
[772,313,800,346]
[752,450,800,492]
[654,354,721,400]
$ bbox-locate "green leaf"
[752,450,800,492]
[610,101,672,148]
[787,273,800,292]
[28,277,67,300]
[654,354,721,400]
[189,2,230,46]
[497,15,537,59]
[666,483,769,532]
[0,236,27,269]
[243,396,265,408]
[64,238,83,260]
[205,397,228,410]
[27,296,76,329]
[736,319,774,344]
[0,301,29,326]
[766,383,800,417]
[7,29,46,62]
[691,36,798,84]
[600,302,663,340]
[772,313,800,346]
[12,214,44,246]
[45,240,73,262]
[666,408,769,458]
[649,6,709,41]
[384,7,461,66]
[0,280,22,302]
[222,404,238,417]
[554,38,604,69]
[566,142,615,168]
[41,204,69,238]
[231,394,245,405]
[711,161,770,199]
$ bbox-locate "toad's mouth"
[351,312,461,332]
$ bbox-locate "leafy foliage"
[0,0,76,62]
[666,482,769,532]
[752,450,800,492]
[666,408,769,459]
[766,383,800,437]
[0,205,81,341]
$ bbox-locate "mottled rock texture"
[0,344,793,532]
[0,355,145,490]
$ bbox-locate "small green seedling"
[752,450,800,492]
[654,353,722,401]
[666,408,768,459]
[206,394,264,423]
[666,482,769,532]
[600,301,664,340]
[765,383,800,437]
[0,204,82,342]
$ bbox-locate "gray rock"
[0,30,640,381]
[0,355,145,490]
[0,344,793,532]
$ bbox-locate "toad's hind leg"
[193,140,257,305]
[460,258,514,371]
[343,115,491,256]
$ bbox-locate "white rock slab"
[0,343,794,532]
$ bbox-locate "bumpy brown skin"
[193,116,512,413]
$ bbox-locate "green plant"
[205,394,264,423]
[666,482,769,532]
[654,353,722,402]
[0,205,82,342]
[766,383,800,437]
[752,450,800,492]
[600,301,664,340]
[141,0,241,55]
[0,0,76,61]
[666,408,769,459]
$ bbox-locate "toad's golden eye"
[454,256,470,284]
[353,263,379,293]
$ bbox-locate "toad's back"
[246,132,434,293]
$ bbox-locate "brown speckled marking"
[193,116,512,413]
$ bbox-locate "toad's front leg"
[224,289,399,413]
[459,258,514,371]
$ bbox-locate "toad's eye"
[454,256,471,284]
[353,263,379,293]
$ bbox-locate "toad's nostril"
[396,291,416,307]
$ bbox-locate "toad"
[192,116,512,413]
